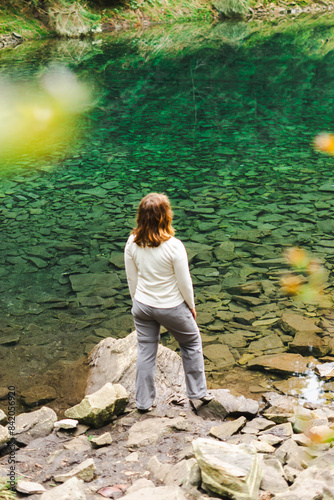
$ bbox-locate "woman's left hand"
[190,307,197,320]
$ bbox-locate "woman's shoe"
[137,401,157,413]
[200,394,214,403]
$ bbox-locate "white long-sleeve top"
[124,234,195,309]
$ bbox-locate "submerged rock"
[281,312,322,335]
[65,382,128,428]
[289,331,330,357]
[0,425,10,446]
[247,353,315,375]
[193,437,261,500]
[20,385,57,407]
[69,273,121,292]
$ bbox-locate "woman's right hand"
[190,307,197,320]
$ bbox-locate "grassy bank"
[0,4,53,38]
[0,0,334,41]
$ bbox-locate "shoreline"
[1,1,334,47]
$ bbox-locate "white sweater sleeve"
[124,238,138,299]
[173,242,195,309]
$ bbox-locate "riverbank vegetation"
[1,0,334,40]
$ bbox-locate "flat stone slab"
[247,353,315,375]
[248,333,284,352]
[127,417,186,448]
[273,377,311,397]
[12,406,57,445]
[315,362,334,378]
[54,419,79,430]
[69,273,121,292]
[63,435,91,452]
[260,422,293,439]
[193,438,262,500]
[53,458,96,483]
[242,417,276,434]
[289,331,330,357]
[41,477,86,500]
[20,385,57,407]
[16,480,46,494]
[203,344,235,370]
[193,389,259,420]
[281,312,322,335]
[91,432,113,448]
[210,417,247,440]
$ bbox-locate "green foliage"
[0,479,16,500]
[48,1,101,36]
[213,0,249,17]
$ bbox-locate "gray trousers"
[131,298,207,410]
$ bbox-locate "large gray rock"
[193,389,259,420]
[65,382,128,428]
[127,417,187,448]
[40,477,86,500]
[123,486,188,499]
[148,456,200,488]
[272,463,334,500]
[260,456,288,494]
[193,438,262,500]
[11,406,57,445]
[87,332,186,404]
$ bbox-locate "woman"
[124,192,211,412]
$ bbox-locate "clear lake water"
[1,15,334,413]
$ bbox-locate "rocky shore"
[0,332,333,500]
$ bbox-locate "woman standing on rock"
[124,192,212,412]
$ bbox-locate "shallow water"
[1,16,334,413]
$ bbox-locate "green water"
[1,16,334,412]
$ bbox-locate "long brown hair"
[132,193,175,247]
